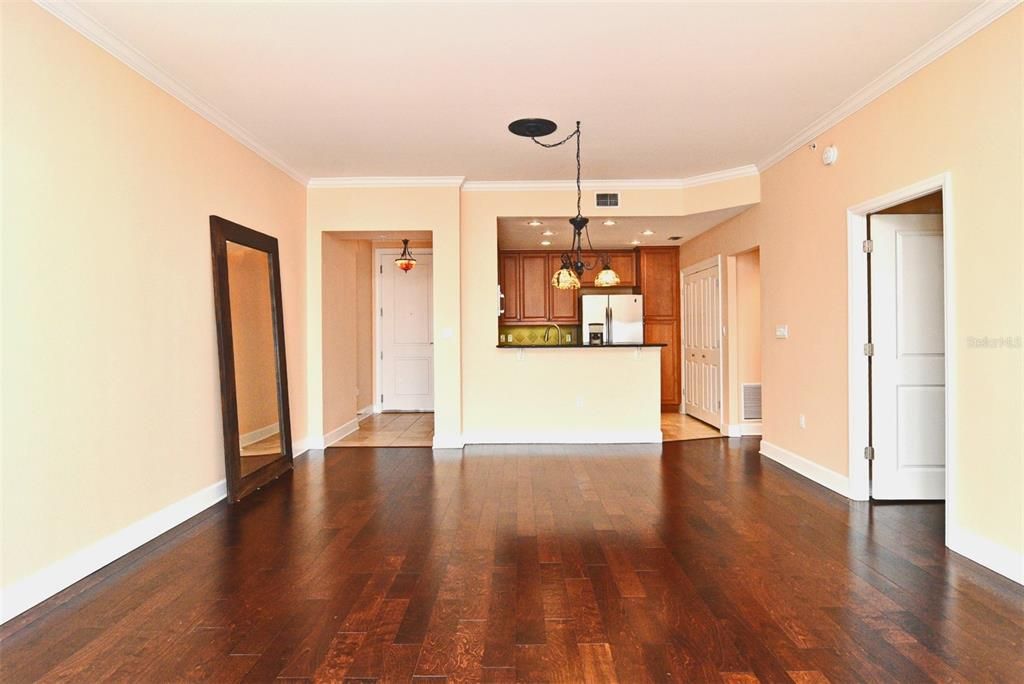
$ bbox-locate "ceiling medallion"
[508,119,618,290]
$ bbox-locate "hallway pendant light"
[508,119,619,289]
[394,239,416,272]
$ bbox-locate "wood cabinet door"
[607,251,637,286]
[644,319,681,406]
[579,251,637,286]
[547,254,579,323]
[640,248,680,320]
[519,253,550,322]
[498,252,520,322]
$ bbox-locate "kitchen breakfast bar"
[477,343,666,444]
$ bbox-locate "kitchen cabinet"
[498,251,580,324]
[547,254,580,322]
[519,253,550,322]
[579,250,638,286]
[644,320,681,407]
[639,247,680,320]
[498,252,520,322]
[639,247,681,408]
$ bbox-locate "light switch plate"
[775,325,789,339]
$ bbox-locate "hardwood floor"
[660,412,722,441]
[2,439,1022,682]
[333,412,434,447]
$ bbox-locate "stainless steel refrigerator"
[581,294,644,345]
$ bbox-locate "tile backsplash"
[499,325,580,346]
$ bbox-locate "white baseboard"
[240,422,279,447]
[722,422,763,437]
[357,404,376,419]
[0,478,227,624]
[431,432,465,449]
[292,437,313,456]
[947,524,1024,586]
[759,440,850,497]
[317,417,361,449]
[462,429,663,445]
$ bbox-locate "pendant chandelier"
[394,239,416,272]
[508,119,618,290]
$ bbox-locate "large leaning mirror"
[210,216,293,502]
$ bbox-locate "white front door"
[682,263,722,427]
[870,214,945,500]
[379,251,433,411]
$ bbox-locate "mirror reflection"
[226,241,283,476]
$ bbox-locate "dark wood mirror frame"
[210,215,294,502]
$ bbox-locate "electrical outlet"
[799,414,806,429]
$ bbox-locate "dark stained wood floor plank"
[1,440,1021,683]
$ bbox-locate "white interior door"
[380,251,433,411]
[683,263,722,427]
[870,214,945,499]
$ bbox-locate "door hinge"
[862,239,874,253]
[380,351,383,360]
[379,264,383,274]
[863,342,874,356]
[380,394,384,403]
[380,307,383,317]
[864,446,875,461]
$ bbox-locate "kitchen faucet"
[543,323,562,344]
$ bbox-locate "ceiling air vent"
[595,192,619,208]
[668,236,683,241]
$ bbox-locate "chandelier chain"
[531,121,583,218]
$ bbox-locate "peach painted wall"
[2,2,307,593]
[355,241,374,409]
[227,244,281,434]
[736,249,761,390]
[322,234,360,434]
[680,9,1022,555]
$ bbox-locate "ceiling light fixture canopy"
[394,238,416,272]
[508,118,618,290]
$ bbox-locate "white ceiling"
[498,209,752,250]
[66,1,985,181]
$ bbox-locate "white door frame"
[680,254,725,429]
[846,173,955,521]
[374,248,434,413]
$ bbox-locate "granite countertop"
[496,343,666,349]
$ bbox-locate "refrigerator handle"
[606,304,613,345]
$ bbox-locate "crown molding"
[461,165,758,192]
[34,0,309,185]
[756,0,1022,171]
[307,176,466,189]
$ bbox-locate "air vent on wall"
[595,192,619,207]
[742,383,762,421]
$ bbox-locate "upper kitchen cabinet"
[639,247,680,319]
[547,253,580,322]
[498,252,521,323]
[579,250,638,286]
[499,251,580,325]
[519,253,550,322]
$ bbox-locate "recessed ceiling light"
[641,230,655,236]
[540,240,552,246]
[542,230,554,236]
[629,239,641,245]
[527,219,543,226]
[602,220,617,226]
